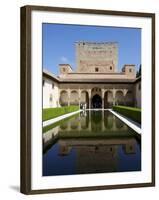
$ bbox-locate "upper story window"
[63,68,66,72]
[95,67,99,72]
[110,66,112,70]
[52,83,54,89]
[129,69,132,72]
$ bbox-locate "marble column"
[88,90,91,109]
[123,89,128,106]
[68,89,70,106]
[102,89,105,109]
[113,89,116,106]
[78,89,81,108]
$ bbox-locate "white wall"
[43,77,59,108]
[0,0,159,200]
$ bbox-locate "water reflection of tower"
[123,139,136,154]
[58,138,137,174]
[91,111,103,132]
[75,144,119,174]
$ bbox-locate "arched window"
[70,91,78,105]
[115,91,124,105]
[60,91,68,106]
[125,91,133,106]
[104,91,113,108]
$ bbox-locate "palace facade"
[43,42,141,109]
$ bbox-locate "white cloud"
[60,56,69,62]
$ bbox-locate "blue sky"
[42,23,141,75]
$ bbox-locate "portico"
[43,41,141,109]
[59,86,134,109]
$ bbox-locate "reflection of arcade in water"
[58,137,138,174]
[60,111,128,132]
[43,111,141,176]
[43,111,135,152]
[44,111,130,137]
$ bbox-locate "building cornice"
[43,69,60,82]
[43,70,140,84]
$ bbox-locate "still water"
[43,110,141,176]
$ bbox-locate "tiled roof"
[43,70,140,84]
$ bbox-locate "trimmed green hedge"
[113,105,141,124]
[43,113,79,133]
[43,106,79,121]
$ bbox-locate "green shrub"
[113,106,141,124]
[43,113,79,133]
[43,106,79,121]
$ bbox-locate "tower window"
[129,69,132,72]
[95,67,99,72]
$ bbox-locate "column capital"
[88,89,91,97]
[112,89,116,98]
[102,89,105,97]
[113,89,116,106]
[123,89,128,96]
[78,89,81,96]
[68,89,71,97]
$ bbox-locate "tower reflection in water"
[43,110,141,176]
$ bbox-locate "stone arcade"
[43,42,141,109]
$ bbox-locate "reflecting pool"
[43,110,141,176]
